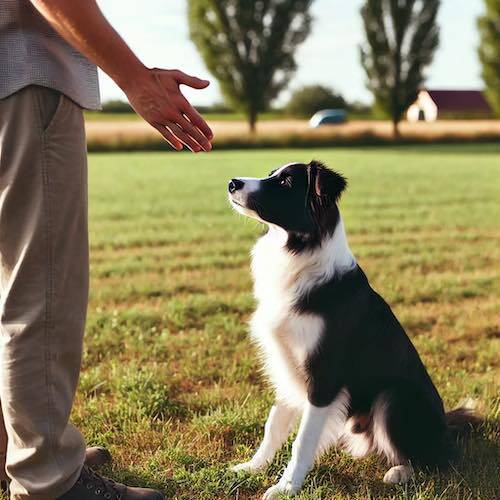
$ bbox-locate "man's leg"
[0,86,88,499]
[0,407,7,491]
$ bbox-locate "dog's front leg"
[231,403,298,473]
[262,402,329,499]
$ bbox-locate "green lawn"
[74,145,499,499]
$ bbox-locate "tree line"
[186,0,499,136]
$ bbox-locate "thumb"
[173,70,210,89]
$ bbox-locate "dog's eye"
[279,176,292,188]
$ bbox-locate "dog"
[227,161,477,499]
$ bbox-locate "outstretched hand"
[28,1,213,151]
[123,68,213,152]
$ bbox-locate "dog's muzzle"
[228,178,245,194]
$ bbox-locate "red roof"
[427,90,491,113]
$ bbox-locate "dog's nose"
[228,178,244,193]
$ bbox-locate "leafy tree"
[188,0,313,132]
[102,99,134,113]
[478,0,500,116]
[286,85,346,117]
[360,0,440,137]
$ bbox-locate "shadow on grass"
[98,464,178,499]
[445,429,500,497]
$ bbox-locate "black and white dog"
[227,161,475,499]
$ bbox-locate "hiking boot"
[57,466,163,500]
[85,447,112,469]
[0,447,111,496]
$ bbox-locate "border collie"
[227,161,476,499]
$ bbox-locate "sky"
[97,0,485,107]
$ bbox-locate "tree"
[188,0,313,132]
[360,0,440,137]
[102,100,134,114]
[478,0,500,116]
[286,85,346,117]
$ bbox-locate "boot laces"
[77,466,123,499]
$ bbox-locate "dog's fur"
[228,161,477,498]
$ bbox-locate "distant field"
[84,111,288,122]
[84,117,500,151]
[56,145,499,499]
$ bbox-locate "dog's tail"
[445,398,482,435]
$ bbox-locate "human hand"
[122,67,213,152]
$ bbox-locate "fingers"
[172,70,210,89]
[179,100,213,141]
[149,69,213,151]
[153,123,183,151]
[175,114,212,152]
[166,122,202,153]
[154,115,209,153]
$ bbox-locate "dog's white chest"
[249,231,324,407]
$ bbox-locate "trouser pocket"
[31,85,64,133]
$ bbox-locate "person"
[0,1,214,498]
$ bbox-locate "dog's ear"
[309,161,347,205]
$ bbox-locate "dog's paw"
[262,480,297,499]
[231,460,265,474]
[383,465,413,484]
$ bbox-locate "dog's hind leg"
[383,464,414,484]
[371,393,414,484]
[372,385,449,485]
[231,403,298,473]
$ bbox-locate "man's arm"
[30,0,213,152]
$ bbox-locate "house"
[407,89,491,122]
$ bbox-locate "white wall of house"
[407,90,438,122]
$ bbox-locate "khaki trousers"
[0,86,87,499]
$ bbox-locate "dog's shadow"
[441,431,500,496]
[299,430,500,499]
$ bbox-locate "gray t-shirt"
[0,0,100,110]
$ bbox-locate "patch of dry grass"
[85,119,500,151]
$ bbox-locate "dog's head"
[228,161,347,251]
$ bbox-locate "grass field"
[72,144,499,499]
